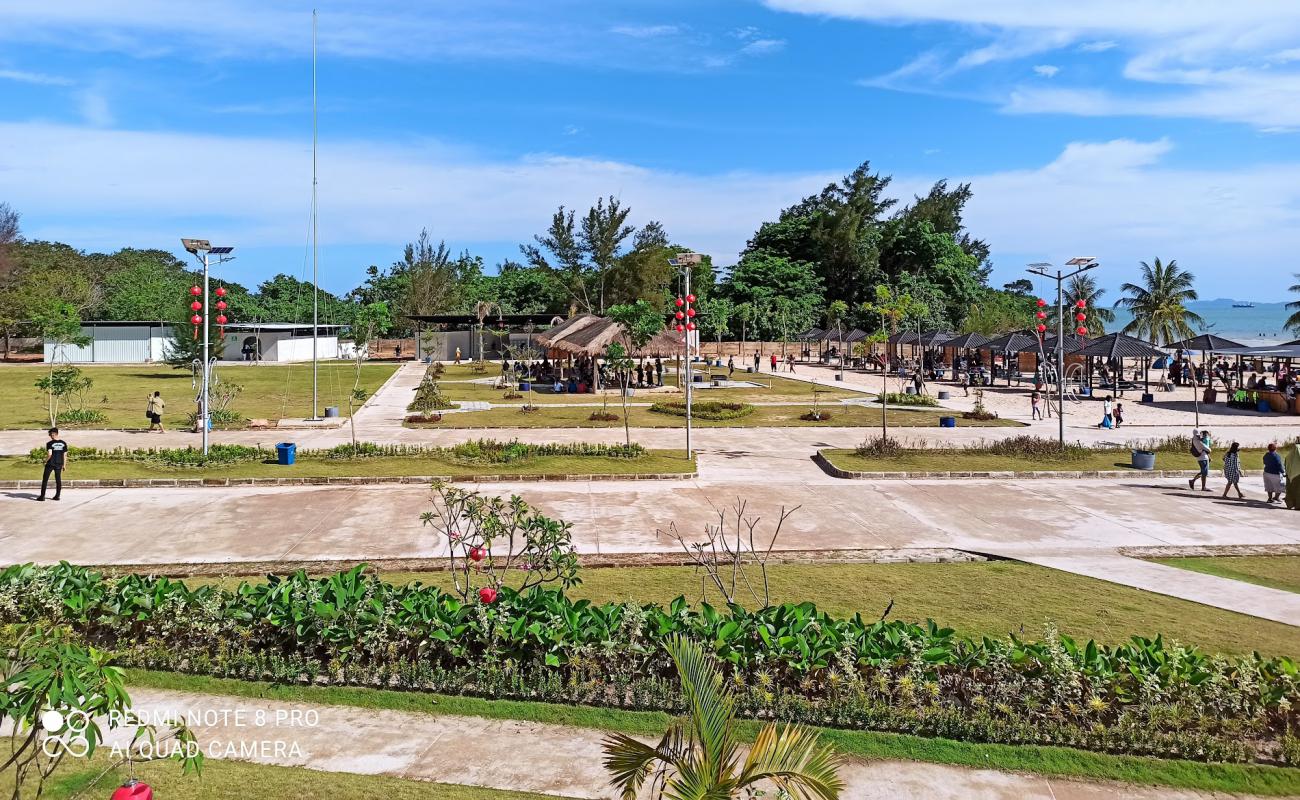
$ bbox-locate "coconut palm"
[1286,273,1300,335]
[1063,273,1114,335]
[602,636,844,800]
[1113,258,1206,345]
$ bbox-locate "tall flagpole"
[311,9,320,419]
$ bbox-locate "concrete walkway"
[96,687,1277,800]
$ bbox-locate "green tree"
[962,289,1029,336]
[606,222,675,307]
[697,296,735,346]
[582,196,635,312]
[1114,258,1206,345]
[879,221,984,327]
[96,249,193,321]
[722,252,823,340]
[1063,272,1114,335]
[602,636,843,800]
[254,273,348,324]
[861,285,928,441]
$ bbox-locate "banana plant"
[602,635,844,800]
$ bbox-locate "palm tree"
[602,636,844,800]
[1063,273,1114,335]
[1113,258,1206,345]
[1286,273,1300,336]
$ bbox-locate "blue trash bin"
[519,381,531,392]
[275,442,296,466]
[939,416,956,428]
[1257,399,1272,413]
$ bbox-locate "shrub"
[877,392,938,407]
[449,439,645,464]
[55,408,107,425]
[588,411,620,421]
[27,444,267,467]
[800,411,832,421]
[971,435,1090,462]
[184,408,246,429]
[650,401,755,420]
[408,374,454,413]
[1,562,1295,765]
[855,435,905,458]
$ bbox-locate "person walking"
[1188,429,1212,492]
[770,353,778,372]
[1221,442,1245,500]
[786,353,796,373]
[37,427,68,502]
[1098,395,1114,428]
[1030,391,1043,420]
[146,390,166,433]
[753,351,760,372]
[1112,401,1124,429]
[655,357,663,387]
[960,370,970,397]
[912,371,923,396]
[454,346,462,365]
[1263,442,1286,504]
[727,356,735,378]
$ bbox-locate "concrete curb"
[812,451,1264,481]
[0,471,698,489]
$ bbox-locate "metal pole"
[1056,270,1065,448]
[311,8,320,420]
[201,251,210,456]
[684,267,692,459]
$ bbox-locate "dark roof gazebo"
[1165,334,1246,352]
[941,332,989,351]
[1077,332,1166,360]
[981,330,1043,353]
[915,330,955,348]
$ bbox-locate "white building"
[45,321,342,364]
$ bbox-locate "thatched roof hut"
[537,314,683,357]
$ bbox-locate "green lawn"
[193,561,1300,657]
[0,363,398,429]
[820,447,1272,473]
[0,450,695,480]
[5,751,573,800]
[124,671,1300,796]
[416,404,1018,429]
[1151,556,1300,594]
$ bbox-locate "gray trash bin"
[1132,450,1156,471]
[324,406,339,418]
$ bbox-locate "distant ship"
[1232,302,1255,308]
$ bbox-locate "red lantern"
[191,314,202,325]
[686,322,696,331]
[215,287,227,297]
[1035,311,1046,320]
[1076,299,1086,308]
[190,300,202,311]
[675,311,684,320]
[675,324,685,332]
[1036,298,1047,307]
[1077,326,1088,336]
[674,297,684,307]
[111,779,153,800]
[1036,323,1047,333]
[216,300,227,311]
[686,308,695,318]
[216,314,228,325]
[469,546,486,562]
[686,293,696,304]
[1075,312,1086,322]
[478,586,498,604]
[189,286,201,297]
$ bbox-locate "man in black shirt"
[39,427,68,502]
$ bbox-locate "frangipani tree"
[602,635,843,800]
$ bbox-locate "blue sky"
[2,1,1299,301]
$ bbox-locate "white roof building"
[45,321,343,364]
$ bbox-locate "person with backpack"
[146,390,165,433]
[1188,429,1212,492]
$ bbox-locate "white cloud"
[740,38,786,55]
[3,123,1297,294]
[562,124,581,136]
[730,26,761,40]
[0,68,73,86]
[75,88,112,127]
[763,0,1300,129]
[1032,64,1059,78]
[609,24,680,38]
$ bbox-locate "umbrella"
[1165,334,1246,351]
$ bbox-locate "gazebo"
[537,315,684,390]
[1076,332,1166,393]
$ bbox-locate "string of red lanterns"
[674,293,697,333]
[186,285,231,340]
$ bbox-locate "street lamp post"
[1028,257,1097,448]
[669,253,703,459]
[182,239,234,457]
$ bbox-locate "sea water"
[1109,300,1296,346]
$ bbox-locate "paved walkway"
[89,687,1276,800]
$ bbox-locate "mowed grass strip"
[413,404,1018,428]
[820,447,1272,473]
[9,750,575,800]
[123,670,1300,796]
[0,450,695,480]
[190,561,1300,657]
[0,363,399,429]
[1151,556,1300,595]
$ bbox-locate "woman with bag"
[146,391,165,433]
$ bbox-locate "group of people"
[1187,429,1300,507]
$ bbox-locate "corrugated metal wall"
[45,325,160,363]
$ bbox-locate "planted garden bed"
[3,562,1296,766]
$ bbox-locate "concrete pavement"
[92,687,1279,800]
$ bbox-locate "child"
[1113,401,1124,428]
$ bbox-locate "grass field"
[820,446,1271,473]
[416,404,1019,429]
[3,751,572,800]
[1151,556,1300,594]
[190,561,1300,657]
[0,450,695,480]
[0,363,399,429]
[123,671,1300,796]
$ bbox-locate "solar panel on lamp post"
[1027,258,1098,449]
